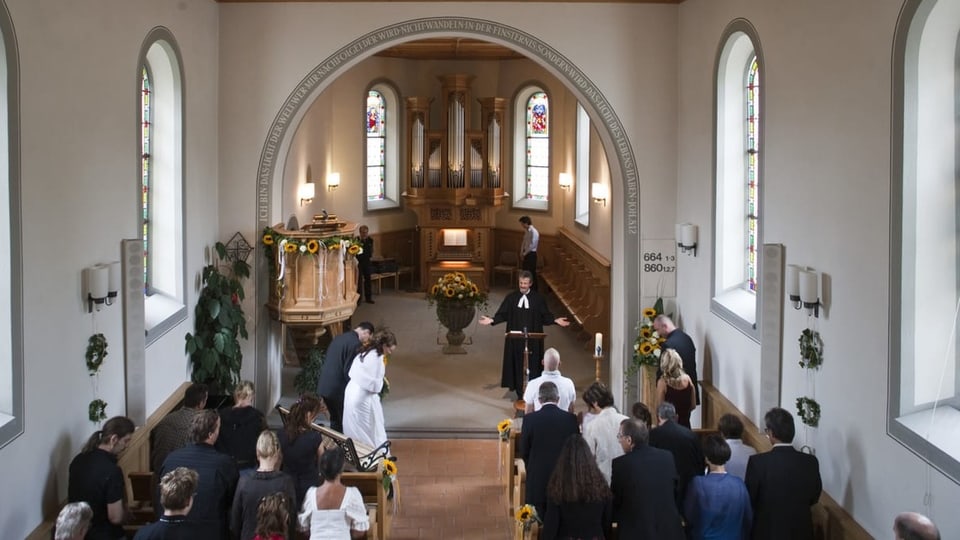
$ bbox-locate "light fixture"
[298,181,315,206]
[85,264,109,313]
[591,182,608,206]
[559,172,572,191]
[327,172,341,191]
[106,261,120,305]
[787,264,821,317]
[675,223,698,256]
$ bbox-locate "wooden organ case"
[404,74,507,290]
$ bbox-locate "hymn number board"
[640,238,677,298]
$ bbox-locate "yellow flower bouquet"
[631,298,665,373]
[426,271,487,309]
[381,457,398,491]
[515,503,541,532]
[497,418,512,442]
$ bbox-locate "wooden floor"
[389,438,516,539]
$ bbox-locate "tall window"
[513,85,550,211]
[575,104,590,227]
[712,22,763,339]
[138,30,186,343]
[364,82,399,211]
[889,0,960,483]
[141,67,152,290]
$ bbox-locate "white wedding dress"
[342,349,386,449]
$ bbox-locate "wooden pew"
[538,228,611,340]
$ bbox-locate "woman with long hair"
[298,446,369,539]
[279,393,325,509]
[67,416,136,540]
[657,348,696,427]
[231,430,297,540]
[253,492,291,540]
[218,380,267,474]
[541,434,613,540]
[342,329,397,450]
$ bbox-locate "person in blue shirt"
[684,434,752,539]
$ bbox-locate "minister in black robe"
[480,271,569,397]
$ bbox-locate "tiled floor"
[388,438,516,539]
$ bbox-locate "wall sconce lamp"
[675,223,698,256]
[298,181,315,207]
[85,261,120,313]
[327,172,341,191]
[591,182,608,206]
[558,173,573,191]
[787,264,821,317]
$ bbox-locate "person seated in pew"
[55,502,92,540]
[253,492,292,540]
[279,394,326,509]
[134,467,206,539]
[683,434,752,540]
[231,430,297,540]
[217,380,267,475]
[523,347,577,414]
[298,446,371,540]
[68,416,136,540]
[151,383,208,473]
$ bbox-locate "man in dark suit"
[610,418,685,540]
[316,321,374,432]
[158,409,239,540]
[653,314,699,405]
[519,381,579,515]
[356,224,375,304]
[649,401,704,512]
[745,407,822,540]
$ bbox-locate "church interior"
[1,0,958,537]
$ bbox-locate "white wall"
[678,0,958,537]
[0,0,220,536]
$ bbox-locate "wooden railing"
[700,382,873,540]
[538,228,611,341]
[27,382,191,540]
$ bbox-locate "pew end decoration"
[630,298,665,375]
[381,457,398,491]
[497,418,512,442]
[515,503,541,534]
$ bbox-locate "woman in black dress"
[278,394,325,508]
[541,434,613,540]
[231,430,297,540]
[217,380,267,474]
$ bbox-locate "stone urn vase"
[436,302,476,354]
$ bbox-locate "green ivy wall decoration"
[85,333,108,423]
[798,328,823,369]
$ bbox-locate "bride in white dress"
[342,329,397,449]
[298,446,369,539]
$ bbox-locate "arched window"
[889,0,960,482]
[138,29,186,343]
[575,104,590,227]
[513,85,550,211]
[712,22,763,339]
[0,0,22,450]
[365,82,399,211]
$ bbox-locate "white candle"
[595,333,603,357]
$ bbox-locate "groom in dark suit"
[519,381,579,515]
[745,407,822,540]
[610,418,685,540]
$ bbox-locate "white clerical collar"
[517,293,530,309]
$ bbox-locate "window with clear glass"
[575,104,590,227]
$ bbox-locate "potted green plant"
[185,241,250,394]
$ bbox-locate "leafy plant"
[185,241,251,393]
[85,334,108,374]
[796,396,821,427]
[88,399,107,423]
[798,328,823,369]
[629,297,665,375]
[294,347,325,396]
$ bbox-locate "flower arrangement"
[798,328,823,369]
[381,457,398,491]
[796,396,821,427]
[261,226,364,256]
[631,298,666,374]
[515,503,541,533]
[426,272,487,309]
[497,418,512,442]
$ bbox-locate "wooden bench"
[370,266,413,294]
[538,228,610,341]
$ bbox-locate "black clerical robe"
[489,289,557,394]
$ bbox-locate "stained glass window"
[745,56,760,293]
[366,90,385,201]
[525,92,549,201]
[141,65,151,291]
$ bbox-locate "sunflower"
[306,239,319,254]
[497,419,512,433]
[262,234,274,246]
[470,283,479,294]
[444,287,456,298]
[516,505,533,522]
[431,284,440,296]
[639,341,655,355]
[383,459,398,476]
[328,243,338,251]
[640,326,652,338]
[643,307,657,319]
[348,244,360,255]
[283,242,297,253]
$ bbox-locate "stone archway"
[254,17,640,406]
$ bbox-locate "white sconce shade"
[298,181,315,206]
[85,264,109,312]
[327,172,341,191]
[591,182,608,206]
[675,222,698,256]
[799,269,819,305]
[106,261,121,304]
[786,264,801,302]
[559,173,572,190]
